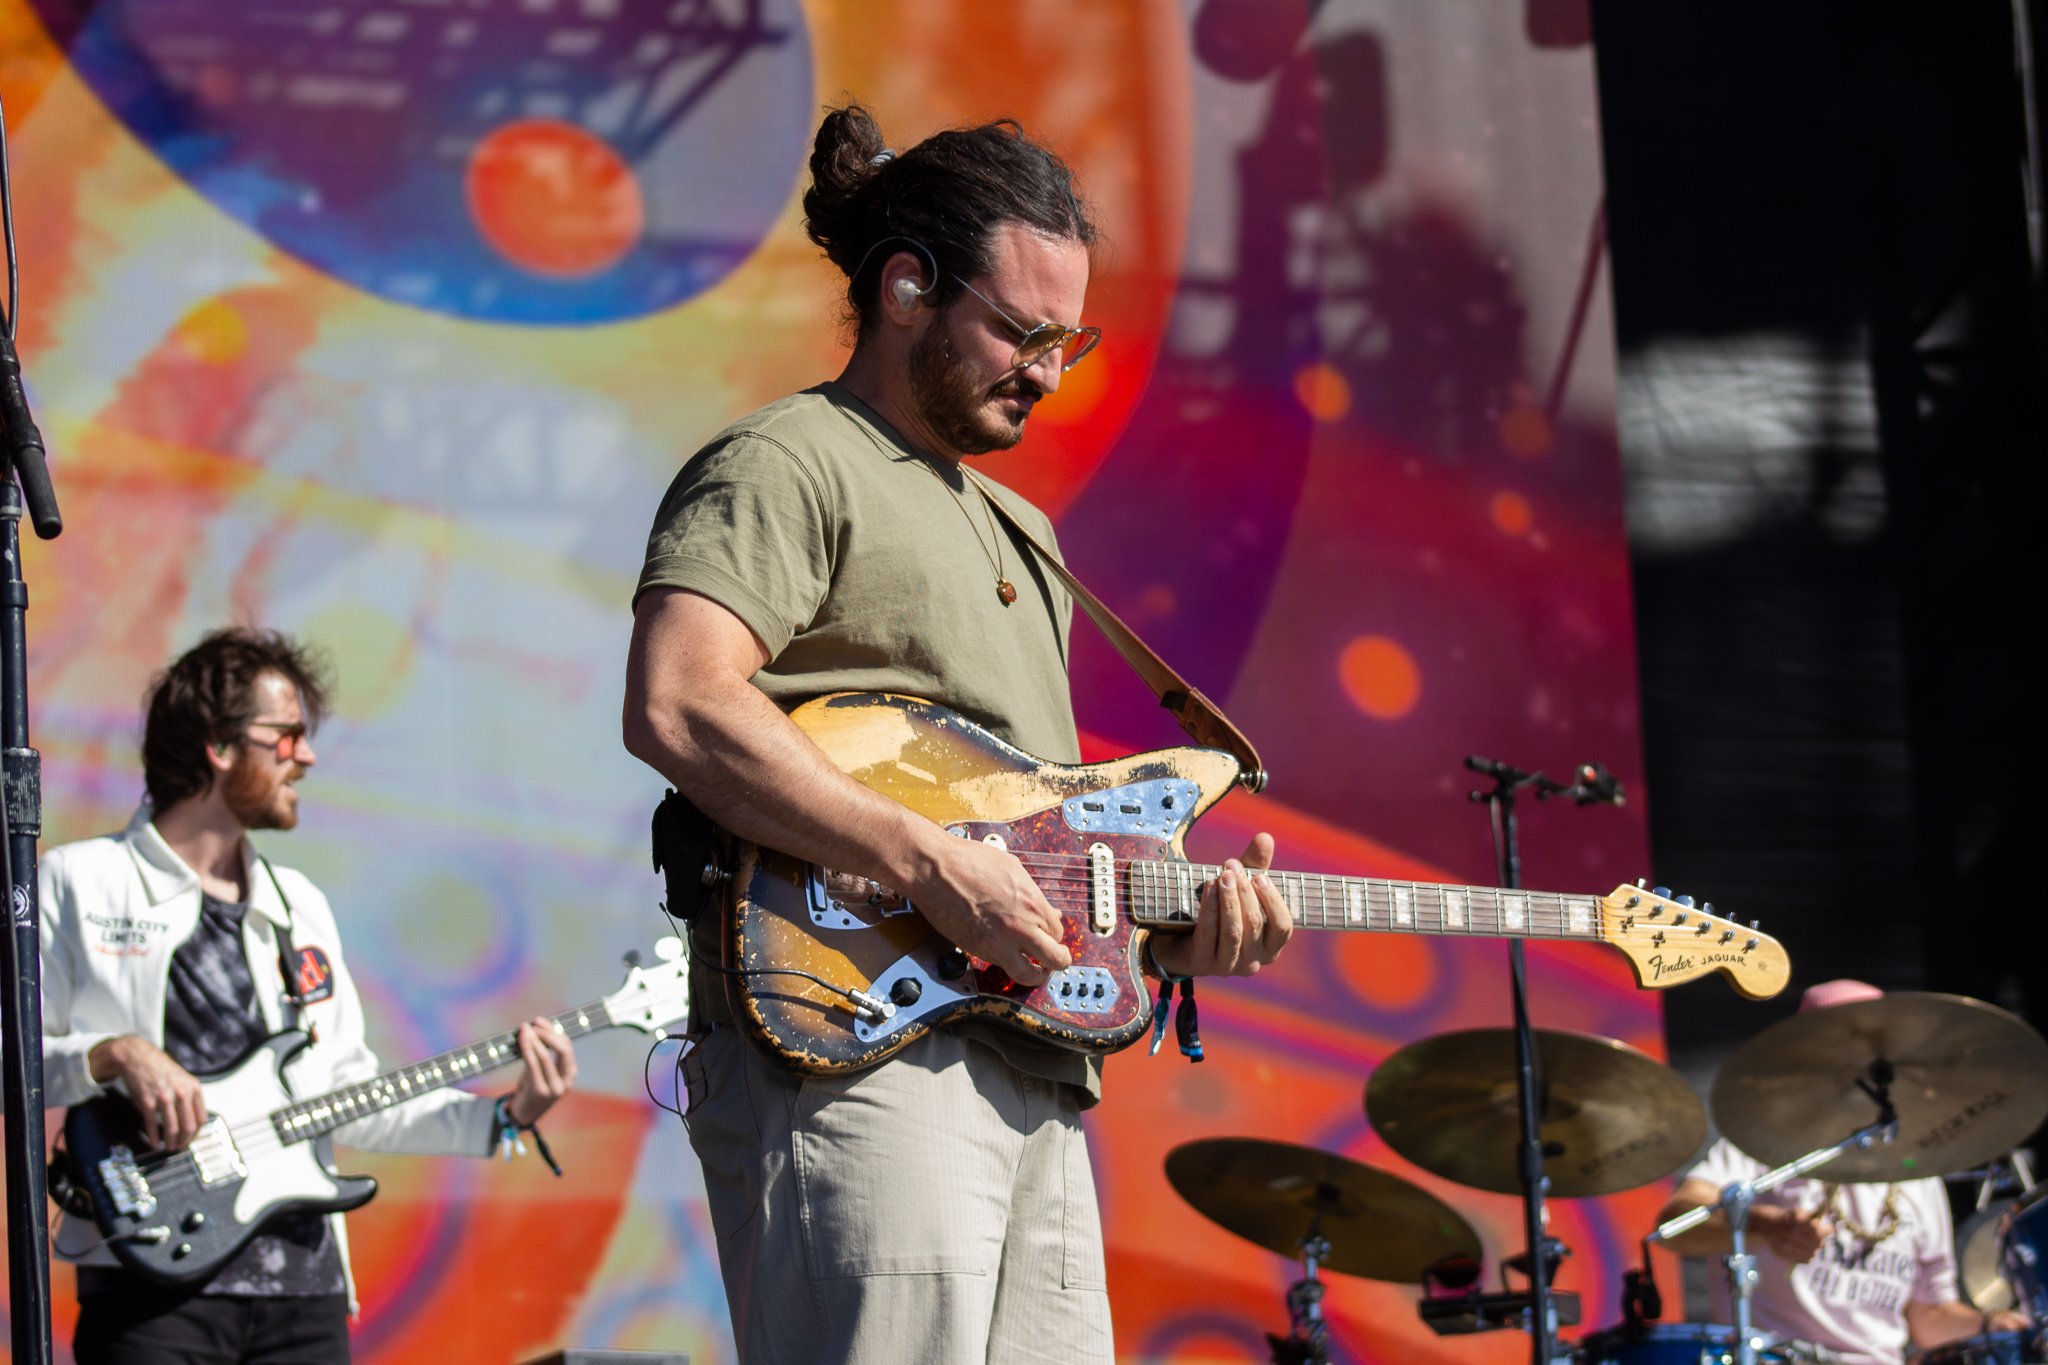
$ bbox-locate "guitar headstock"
[1597,884,1789,999]
[602,937,692,1034]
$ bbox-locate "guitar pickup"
[188,1115,248,1187]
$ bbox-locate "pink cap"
[1799,979,1883,1012]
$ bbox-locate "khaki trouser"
[684,1024,1115,1364]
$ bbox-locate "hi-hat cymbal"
[1957,1198,2016,1314]
[1164,1137,1481,1282]
[1364,1028,1707,1197]
[1711,992,2048,1183]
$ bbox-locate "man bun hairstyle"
[142,626,335,812]
[802,102,1098,336]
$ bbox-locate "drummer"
[1655,980,2032,1365]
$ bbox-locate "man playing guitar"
[623,103,1294,1363]
[40,627,576,1364]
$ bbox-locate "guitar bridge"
[97,1145,157,1219]
[188,1115,248,1187]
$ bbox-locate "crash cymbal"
[1165,1137,1481,1282]
[1364,1028,1707,1197]
[1711,993,2048,1183]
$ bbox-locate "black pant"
[74,1284,351,1365]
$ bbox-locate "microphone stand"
[1,88,65,1365]
[1467,755,1623,1365]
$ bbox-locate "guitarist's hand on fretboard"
[504,1016,579,1126]
[1147,833,1294,980]
[907,832,1073,989]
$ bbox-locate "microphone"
[1566,762,1624,806]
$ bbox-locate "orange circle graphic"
[1338,636,1421,720]
[467,120,644,278]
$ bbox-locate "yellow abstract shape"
[303,602,417,721]
[170,298,249,365]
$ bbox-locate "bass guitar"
[62,939,689,1285]
[719,693,1789,1075]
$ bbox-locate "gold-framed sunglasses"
[955,278,1102,373]
[240,719,312,759]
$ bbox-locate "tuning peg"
[1701,902,1714,916]
[1651,886,1671,898]
[1675,894,1695,908]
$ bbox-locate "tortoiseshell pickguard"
[724,693,1242,1075]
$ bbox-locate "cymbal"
[1957,1198,2016,1314]
[1364,1028,1707,1197]
[1164,1137,1481,1282]
[1711,993,2048,1182]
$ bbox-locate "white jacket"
[38,807,499,1302]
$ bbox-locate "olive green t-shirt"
[637,381,1097,1094]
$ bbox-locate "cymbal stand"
[1467,754,1622,1365]
[1647,1100,1898,1365]
[1264,1226,1334,1365]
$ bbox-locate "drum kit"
[1166,993,2048,1365]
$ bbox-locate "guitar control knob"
[935,948,970,981]
[889,978,923,1008]
[183,1212,206,1231]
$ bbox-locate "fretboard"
[1127,862,1606,942]
[271,997,616,1145]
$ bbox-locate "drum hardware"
[1264,1234,1333,1365]
[1911,1328,2042,1364]
[1416,1250,1583,1339]
[1164,1136,1483,1362]
[1957,1150,2038,1315]
[1649,1107,1900,1365]
[2003,1184,2048,1351]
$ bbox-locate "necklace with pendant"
[921,461,1018,607]
[839,393,1019,606]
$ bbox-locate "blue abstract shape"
[34,0,813,324]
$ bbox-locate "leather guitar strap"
[966,468,1268,792]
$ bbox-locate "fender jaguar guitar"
[62,939,690,1286]
[722,694,1790,1075]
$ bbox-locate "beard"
[221,750,300,831]
[907,312,1043,456]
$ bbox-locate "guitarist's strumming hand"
[89,1035,207,1152]
[909,833,1072,989]
[1150,833,1295,979]
[505,1017,579,1127]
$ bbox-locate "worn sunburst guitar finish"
[726,694,1790,1075]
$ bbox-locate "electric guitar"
[61,939,690,1285]
[721,693,1790,1075]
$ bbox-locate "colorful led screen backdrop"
[2,2,1671,1360]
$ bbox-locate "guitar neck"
[273,997,617,1144]
[1129,862,1605,943]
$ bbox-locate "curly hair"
[141,627,334,812]
[801,102,1098,336]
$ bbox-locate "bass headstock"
[602,937,692,1034]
